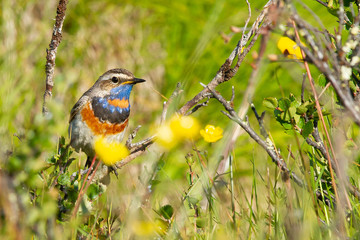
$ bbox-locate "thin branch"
[230,86,235,105]
[229,155,236,226]
[115,136,155,169]
[318,82,332,99]
[301,73,306,103]
[185,96,211,116]
[42,0,68,116]
[238,0,252,57]
[251,103,268,138]
[126,125,142,149]
[314,0,328,7]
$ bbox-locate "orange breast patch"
[81,102,128,135]
[107,98,129,108]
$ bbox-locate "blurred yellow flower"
[156,115,200,149]
[132,220,156,237]
[132,219,168,236]
[154,218,168,235]
[200,125,223,143]
[156,124,177,149]
[277,36,303,60]
[170,115,200,139]
[94,136,129,165]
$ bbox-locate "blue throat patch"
[91,84,133,124]
[108,84,133,111]
[110,84,133,97]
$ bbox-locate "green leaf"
[288,106,296,118]
[298,117,305,129]
[278,98,291,111]
[46,156,57,164]
[302,121,314,138]
[186,173,192,185]
[294,114,301,125]
[289,93,296,102]
[87,184,100,200]
[196,218,206,228]
[318,74,327,87]
[263,97,278,109]
[282,122,293,130]
[280,111,291,122]
[350,80,357,92]
[58,173,71,186]
[296,105,308,115]
[274,108,283,118]
[290,99,300,108]
[159,205,174,220]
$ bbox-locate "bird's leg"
[109,166,119,178]
[85,156,92,168]
[83,155,97,178]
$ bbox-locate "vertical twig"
[238,0,252,55]
[71,155,99,218]
[301,73,306,103]
[229,155,236,227]
[42,0,68,116]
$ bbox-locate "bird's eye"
[111,76,119,83]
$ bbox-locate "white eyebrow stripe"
[113,73,133,80]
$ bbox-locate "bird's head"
[87,69,145,124]
[94,68,146,98]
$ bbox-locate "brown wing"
[69,95,90,123]
[69,74,104,122]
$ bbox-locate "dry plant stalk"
[42,0,68,116]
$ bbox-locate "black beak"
[131,78,146,84]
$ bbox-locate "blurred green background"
[0,0,344,238]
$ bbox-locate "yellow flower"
[156,124,177,149]
[156,115,200,149]
[200,125,223,143]
[170,115,200,139]
[94,136,129,165]
[277,36,303,60]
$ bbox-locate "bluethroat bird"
[69,68,146,163]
